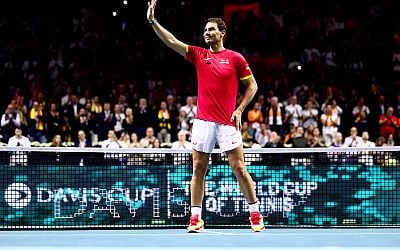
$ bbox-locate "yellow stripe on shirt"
[240,74,253,81]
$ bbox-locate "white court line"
[0,231,399,237]
[202,229,237,235]
[0,247,400,250]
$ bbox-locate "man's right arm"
[147,0,187,57]
[150,21,187,57]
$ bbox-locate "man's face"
[186,96,193,105]
[139,98,147,106]
[78,131,85,139]
[7,105,14,113]
[350,128,357,137]
[203,22,224,45]
[146,128,154,138]
[166,95,174,104]
[178,132,186,142]
[362,132,369,140]
[336,133,342,142]
[15,128,22,136]
[108,130,116,139]
[104,103,111,111]
[387,107,393,116]
[71,95,78,103]
[326,105,332,114]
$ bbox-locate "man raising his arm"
[147,0,264,233]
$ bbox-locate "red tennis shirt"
[185,45,253,126]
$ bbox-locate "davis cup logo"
[5,183,31,208]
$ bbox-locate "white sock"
[191,206,202,219]
[248,201,260,213]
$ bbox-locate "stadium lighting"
[112,11,117,17]
[123,0,128,5]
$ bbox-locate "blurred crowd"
[0,0,400,149]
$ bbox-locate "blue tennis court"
[0,228,399,249]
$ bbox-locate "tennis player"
[147,0,264,233]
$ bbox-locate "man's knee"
[192,151,209,177]
[231,162,247,177]
[192,160,208,176]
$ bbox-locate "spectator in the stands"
[134,98,154,139]
[28,101,46,143]
[61,87,73,108]
[97,102,116,141]
[8,128,31,147]
[247,102,264,131]
[180,96,197,126]
[128,132,141,148]
[7,128,31,166]
[304,124,315,143]
[283,124,296,147]
[379,107,398,138]
[14,95,28,133]
[254,122,272,147]
[171,130,192,149]
[156,101,172,144]
[73,108,92,141]
[122,107,136,136]
[1,104,21,143]
[331,132,343,147]
[118,131,131,148]
[307,127,326,148]
[46,102,62,141]
[385,133,396,146]
[177,109,191,137]
[50,134,63,147]
[75,129,92,148]
[241,121,255,148]
[302,100,319,129]
[284,95,303,128]
[266,96,284,138]
[288,126,308,148]
[356,131,375,147]
[263,131,283,148]
[139,127,157,148]
[113,104,125,138]
[352,97,370,133]
[375,136,386,147]
[66,95,82,122]
[343,127,362,147]
[100,130,122,148]
[171,130,192,165]
[320,104,339,147]
[90,96,103,115]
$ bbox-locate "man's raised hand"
[147,0,157,23]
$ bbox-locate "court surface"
[0,228,399,250]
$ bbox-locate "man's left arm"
[230,76,258,130]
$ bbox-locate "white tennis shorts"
[191,119,242,153]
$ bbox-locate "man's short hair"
[207,17,227,32]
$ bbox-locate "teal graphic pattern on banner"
[0,162,399,228]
